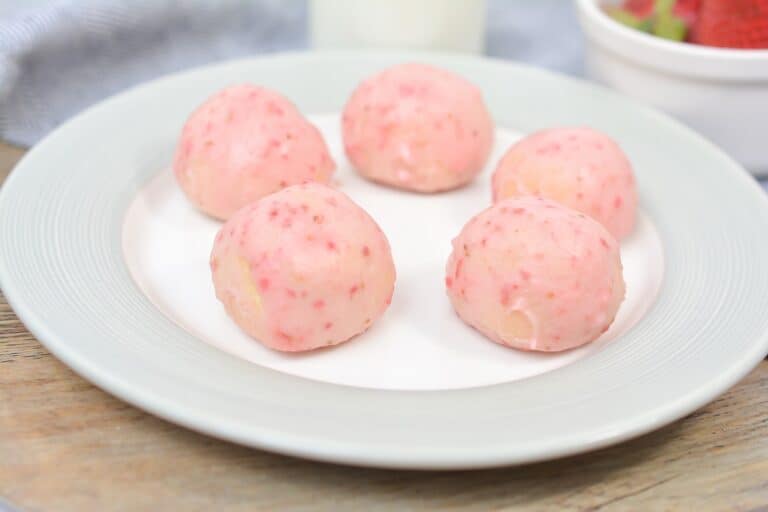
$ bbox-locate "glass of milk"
[309,0,487,54]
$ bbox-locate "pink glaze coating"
[491,127,637,240]
[446,197,625,352]
[342,63,494,193]
[174,84,335,220]
[210,183,395,352]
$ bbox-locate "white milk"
[309,0,487,53]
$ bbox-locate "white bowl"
[575,0,768,175]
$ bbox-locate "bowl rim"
[575,0,768,80]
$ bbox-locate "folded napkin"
[0,0,582,147]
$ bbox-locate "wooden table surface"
[1,141,767,511]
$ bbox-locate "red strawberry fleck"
[500,287,511,306]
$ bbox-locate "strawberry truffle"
[446,197,625,352]
[491,127,637,240]
[342,63,494,193]
[174,84,335,220]
[211,183,395,352]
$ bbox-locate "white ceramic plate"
[2,52,768,469]
[123,115,664,390]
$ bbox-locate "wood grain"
[1,141,767,511]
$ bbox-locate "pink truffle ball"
[174,84,335,220]
[211,183,396,352]
[342,63,494,193]
[491,127,637,240]
[446,197,625,352]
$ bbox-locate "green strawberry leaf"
[654,0,676,16]
[653,12,687,41]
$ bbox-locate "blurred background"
[0,0,581,146]
[1,0,767,185]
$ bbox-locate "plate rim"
[2,50,768,469]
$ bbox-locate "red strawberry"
[691,0,768,48]
[673,0,701,26]
[622,0,655,17]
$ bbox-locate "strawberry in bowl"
[606,0,768,48]
[691,0,768,48]
[577,0,768,174]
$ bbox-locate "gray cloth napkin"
[0,0,307,145]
